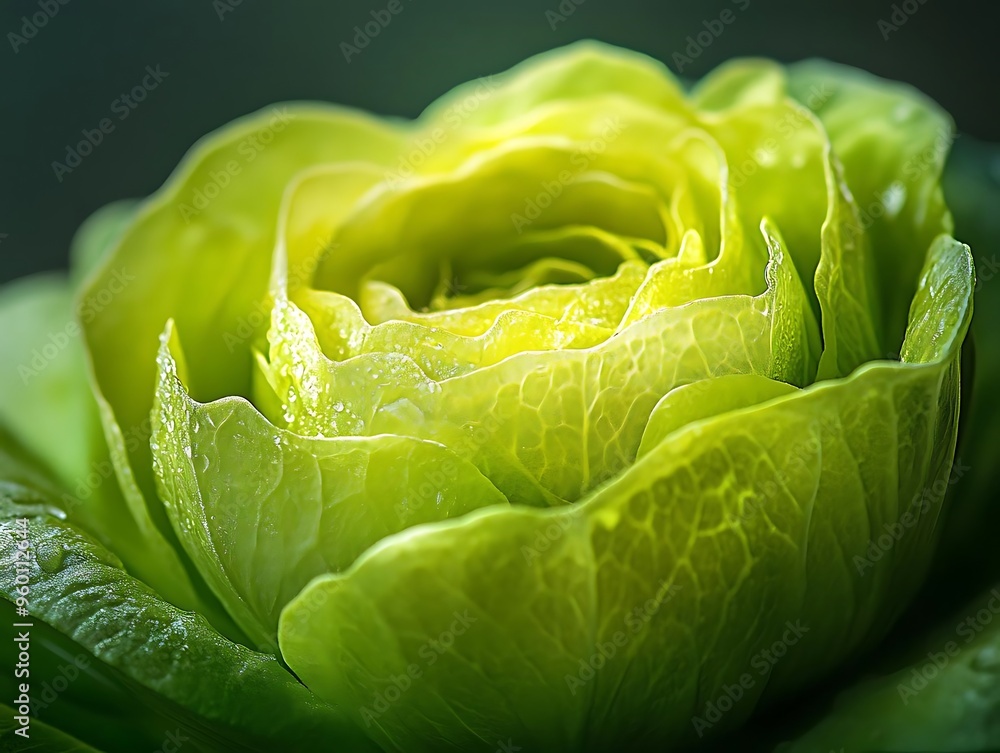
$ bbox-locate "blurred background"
[1,0,997,284]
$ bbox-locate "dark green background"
[0,0,996,284]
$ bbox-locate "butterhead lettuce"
[0,42,983,752]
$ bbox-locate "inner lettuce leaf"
[256,219,817,510]
[278,236,971,751]
[359,256,649,336]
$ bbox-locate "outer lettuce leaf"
[69,200,141,286]
[153,321,508,648]
[0,276,98,495]
[788,60,954,352]
[0,596,178,752]
[767,136,1000,753]
[418,40,688,131]
[278,236,971,752]
[76,107,410,626]
[0,212,210,619]
[931,135,1000,590]
[0,200,137,495]
[0,429,377,752]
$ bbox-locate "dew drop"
[35,541,66,573]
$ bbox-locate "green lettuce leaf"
[788,60,954,352]
[0,428,377,752]
[152,320,508,648]
[0,702,103,752]
[763,134,1000,753]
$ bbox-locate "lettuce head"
[0,42,989,752]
